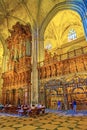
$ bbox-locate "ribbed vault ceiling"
[44,10,84,50]
[0,0,85,65]
[0,0,75,39]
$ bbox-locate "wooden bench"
[29,107,45,117]
[29,108,38,117]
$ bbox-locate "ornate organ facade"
[2,22,32,105]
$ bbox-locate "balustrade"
[39,46,87,79]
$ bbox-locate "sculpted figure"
[22,43,26,56]
[51,64,56,76]
[47,66,51,78]
[70,60,76,73]
[53,53,57,62]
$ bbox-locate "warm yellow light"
[44,10,84,51]
[0,41,3,66]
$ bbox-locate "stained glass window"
[68,29,77,42]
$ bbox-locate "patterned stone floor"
[0,111,87,130]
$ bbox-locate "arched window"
[45,43,52,50]
[68,29,77,42]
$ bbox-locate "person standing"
[57,100,61,110]
[72,99,77,113]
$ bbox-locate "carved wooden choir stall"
[38,47,87,110]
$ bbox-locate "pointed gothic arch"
[40,0,87,40]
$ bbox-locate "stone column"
[31,28,39,105]
[37,36,44,62]
[2,55,7,72]
[37,36,45,105]
[62,79,68,110]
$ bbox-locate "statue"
[70,60,76,73]
[76,57,84,71]
[51,64,56,76]
[63,60,70,74]
[42,67,46,78]
[46,66,51,78]
[56,62,63,76]
[22,43,26,56]
[10,49,15,60]
[53,53,57,62]
[44,50,52,64]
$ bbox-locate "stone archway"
[66,74,87,110]
[72,87,86,100]
[71,87,87,110]
[38,1,87,84]
[39,1,87,62]
[44,79,64,109]
[40,1,87,39]
[45,88,58,109]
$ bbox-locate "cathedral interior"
[0,0,87,111]
[0,1,87,130]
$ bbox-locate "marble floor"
[0,110,87,130]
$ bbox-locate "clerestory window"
[68,29,77,42]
